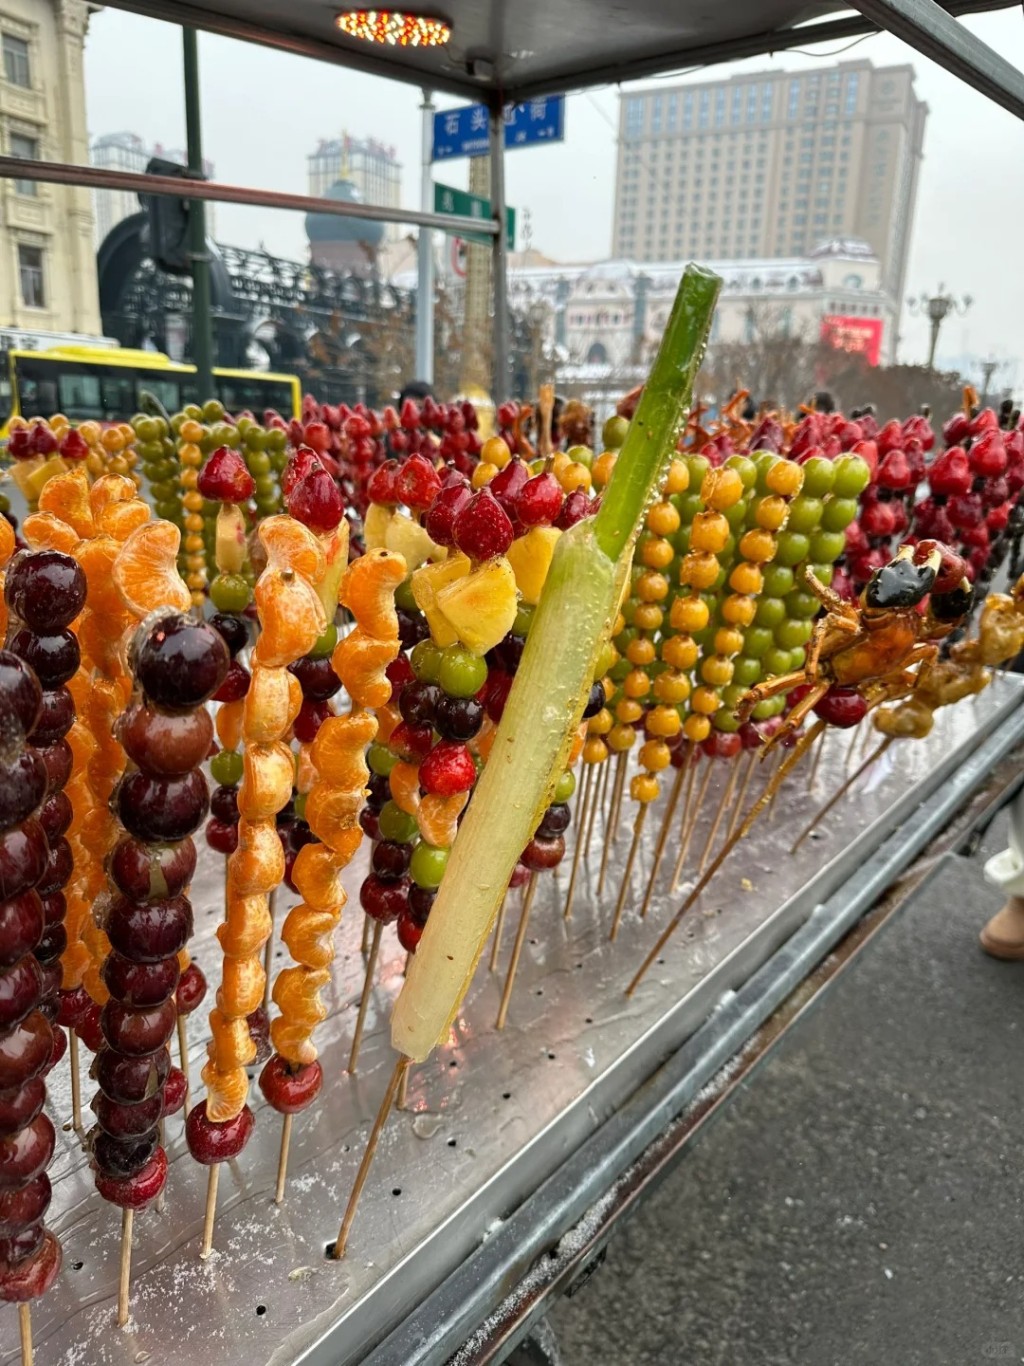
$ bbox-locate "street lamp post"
[907,285,972,369]
[979,355,1001,406]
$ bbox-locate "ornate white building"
[1,0,100,336]
[506,238,895,373]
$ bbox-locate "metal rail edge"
[362,698,1024,1366]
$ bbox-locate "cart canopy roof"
[101,0,1017,102]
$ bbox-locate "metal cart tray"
[12,676,1024,1366]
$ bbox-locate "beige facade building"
[1,0,100,335]
[612,61,927,304]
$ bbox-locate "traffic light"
[141,157,194,276]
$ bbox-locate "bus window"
[18,368,58,417]
[216,376,294,417]
[100,373,136,420]
[143,377,183,414]
[59,373,103,420]
[263,381,295,415]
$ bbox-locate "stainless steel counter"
[9,675,1023,1366]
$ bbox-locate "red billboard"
[820,314,884,367]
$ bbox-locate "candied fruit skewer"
[174,418,213,607]
[97,610,225,1322]
[5,551,89,1079]
[603,470,701,939]
[0,647,63,1335]
[201,444,257,864]
[196,448,261,1068]
[791,571,1024,853]
[188,514,326,1256]
[0,517,14,641]
[258,456,362,1202]
[376,455,582,1033]
[22,472,151,1117]
[626,542,973,996]
[332,266,722,1259]
[4,413,97,510]
[596,461,698,905]
[252,453,347,1036]
[85,528,214,1324]
[332,548,406,1073]
[689,455,805,882]
[262,710,376,1201]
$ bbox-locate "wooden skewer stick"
[496,872,539,1030]
[570,760,596,859]
[274,1114,293,1205]
[677,751,702,845]
[608,751,630,846]
[19,1302,32,1366]
[348,919,383,1073]
[842,723,861,772]
[725,750,758,845]
[262,889,278,1011]
[200,1162,220,1259]
[670,755,714,890]
[598,756,629,896]
[396,1064,410,1111]
[332,1056,409,1259]
[805,726,828,794]
[563,764,597,921]
[627,721,825,997]
[176,1013,192,1115]
[599,751,614,816]
[488,891,509,972]
[766,747,785,821]
[790,736,893,854]
[360,915,373,957]
[584,758,608,858]
[610,804,648,941]
[117,1207,134,1326]
[638,758,688,921]
[698,756,742,876]
[155,1120,166,1214]
[69,1030,83,1134]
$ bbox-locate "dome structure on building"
[305,179,385,248]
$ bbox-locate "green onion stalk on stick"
[333,263,722,1256]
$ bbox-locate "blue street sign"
[432,97,566,162]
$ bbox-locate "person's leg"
[981,787,1024,959]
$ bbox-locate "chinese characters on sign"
[820,315,884,367]
[433,183,516,248]
[432,97,566,161]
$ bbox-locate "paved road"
[548,814,1024,1366]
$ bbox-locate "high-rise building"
[1,0,100,337]
[612,60,927,303]
[308,133,401,238]
[90,131,216,247]
[90,132,148,246]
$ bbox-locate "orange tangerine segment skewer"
[186,514,326,1252]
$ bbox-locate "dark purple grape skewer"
[0,648,61,1312]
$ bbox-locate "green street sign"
[433,182,516,249]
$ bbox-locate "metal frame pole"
[0,157,499,237]
[415,90,435,386]
[183,27,214,400]
[489,102,510,404]
[848,0,1024,120]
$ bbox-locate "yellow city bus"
[4,346,301,431]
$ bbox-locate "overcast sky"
[82,8,1024,380]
